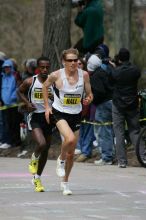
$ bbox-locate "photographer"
[111,48,141,168]
[74,0,104,54]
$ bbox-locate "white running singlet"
[52,68,84,114]
[28,75,53,113]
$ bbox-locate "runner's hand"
[45,107,52,124]
[27,103,36,112]
[83,97,91,106]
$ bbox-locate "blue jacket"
[1,59,17,105]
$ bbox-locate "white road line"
[12,200,106,207]
[114,191,130,197]
[0,184,31,189]
[87,215,108,219]
[139,190,146,195]
[116,175,134,179]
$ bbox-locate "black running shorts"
[52,108,81,132]
[27,112,53,136]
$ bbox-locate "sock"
[34,174,40,179]
[32,153,40,160]
[59,156,65,163]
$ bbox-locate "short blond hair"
[61,48,79,60]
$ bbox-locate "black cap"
[94,44,109,59]
[118,48,130,62]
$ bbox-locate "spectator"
[89,44,115,166]
[10,58,22,86]
[0,52,7,145]
[74,0,104,54]
[77,57,87,70]
[0,59,21,149]
[0,51,7,61]
[21,58,37,81]
[75,57,96,162]
[111,48,141,168]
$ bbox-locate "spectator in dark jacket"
[111,48,141,168]
[89,45,115,166]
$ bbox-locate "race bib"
[34,88,43,100]
[33,88,53,101]
[63,94,81,105]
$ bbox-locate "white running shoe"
[94,159,112,166]
[93,140,98,147]
[74,149,81,155]
[60,182,72,195]
[56,156,65,177]
[17,150,28,158]
[0,143,11,149]
[118,163,127,168]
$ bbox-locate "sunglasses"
[65,59,78,62]
[39,66,50,70]
[78,62,82,65]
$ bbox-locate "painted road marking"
[0,185,31,189]
[0,173,49,178]
[11,200,107,207]
[139,190,146,195]
[0,182,145,199]
[134,200,146,204]
[86,215,108,219]
[114,191,131,197]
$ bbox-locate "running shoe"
[75,154,88,162]
[29,154,39,175]
[32,178,44,192]
[60,182,72,195]
[0,143,11,149]
[74,149,81,155]
[118,163,127,168]
[94,159,113,166]
[56,156,65,177]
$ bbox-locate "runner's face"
[64,54,78,72]
[38,60,50,77]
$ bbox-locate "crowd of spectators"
[0,44,142,170]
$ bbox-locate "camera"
[111,54,121,66]
[102,58,110,65]
[72,0,85,7]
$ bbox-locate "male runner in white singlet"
[18,56,53,192]
[42,48,93,195]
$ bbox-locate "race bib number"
[33,88,53,101]
[34,88,43,100]
[63,94,81,105]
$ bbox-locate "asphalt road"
[0,157,146,220]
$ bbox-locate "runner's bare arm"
[17,78,36,112]
[83,71,93,105]
[42,71,58,123]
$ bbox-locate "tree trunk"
[114,0,132,53]
[43,0,72,72]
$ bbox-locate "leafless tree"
[0,0,44,65]
[113,0,133,53]
[43,0,72,71]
